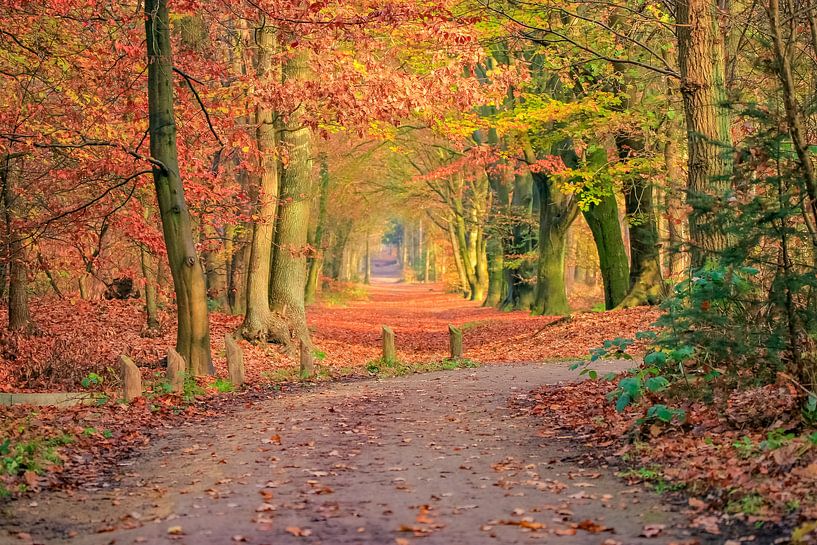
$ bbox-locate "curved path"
[5,362,699,544]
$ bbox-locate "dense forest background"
[1,0,816,405]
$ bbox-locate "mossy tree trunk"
[619,173,665,307]
[501,172,537,311]
[532,171,578,316]
[145,0,213,375]
[305,153,330,304]
[447,220,470,296]
[484,166,509,308]
[582,192,630,309]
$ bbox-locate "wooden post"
[225,333,245,387]
[120,355,142,402]
[449,325,463,359]
[382,326,396,362]
[300,339,314,379]
[166,348,185,393]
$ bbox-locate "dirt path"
[4,362,701,545]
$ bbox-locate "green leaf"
[619,377,642,398]
[643,351,667,366]
[645,376,670,393]
[615,393,632,412]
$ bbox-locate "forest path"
[4,362,701,545]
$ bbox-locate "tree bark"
[364,234,371,284]
[582,193,630,309]
[664,120,688,278]
[145,0,212,375]
[241,26,281,341]
[202,224,228,309]
[329,221,352,280]
[447,221,469,295]
[501,172,537,311]
[676,0,735,266]
[767,0,817,252]
[532,172,577,316]
[618,177,666,307]
[3,154,30,332]
[268,45,313,350]
[484,232,504,307]
[305,153,330,303]
[484,168,508,308]
[140,245,160,331]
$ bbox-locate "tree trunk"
[202,225,228,309]
[3,154,30,332]
[228,241,248,315]
[329,222,351,280]
[145,0,212,375]
[582,193,630,309]
[484,234,504,306]
[676,0,734,266]
[447,222,470,295]
[268,45,313,350]
[472,228,489,301]
[501,172,537,311]
[532,172,577,316]
[618,176,666,307]
[242,26,281,341]
[454,214,478,298]
[768,0,817,253]
[37,251,63,298]
[140,245,160,331]
[364,234,371,284]
[664,121,688,278]
[305,153,330,303]
[484,168,508,307]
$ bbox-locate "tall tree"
[144,0,212,374]
[305,153,330,304]
[676,0,735,266]
[268,44,313,350]
[241,25,281,342]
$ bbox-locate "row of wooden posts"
[120,326,464,402]
[381,324,463,361]
[120,334,248,402]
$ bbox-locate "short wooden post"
[166,348,185,393]
[382,326,396,362]
[120,355,142,402]
[449,325,463,359]
[225,334,245,387]
[300,340,314,379]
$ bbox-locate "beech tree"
[144,0,213,375]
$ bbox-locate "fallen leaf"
[285,527,312,537]
[576,519,612,533]
[641,524,666,538]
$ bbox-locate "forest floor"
[1,280,812,543]
[0,279,658,392]
[3,362,709,545]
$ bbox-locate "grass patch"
[0,430,76,496]
[257,358,481,387]
[364,357,479,377]
[618,465,685,493]
[320,282,369,307]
